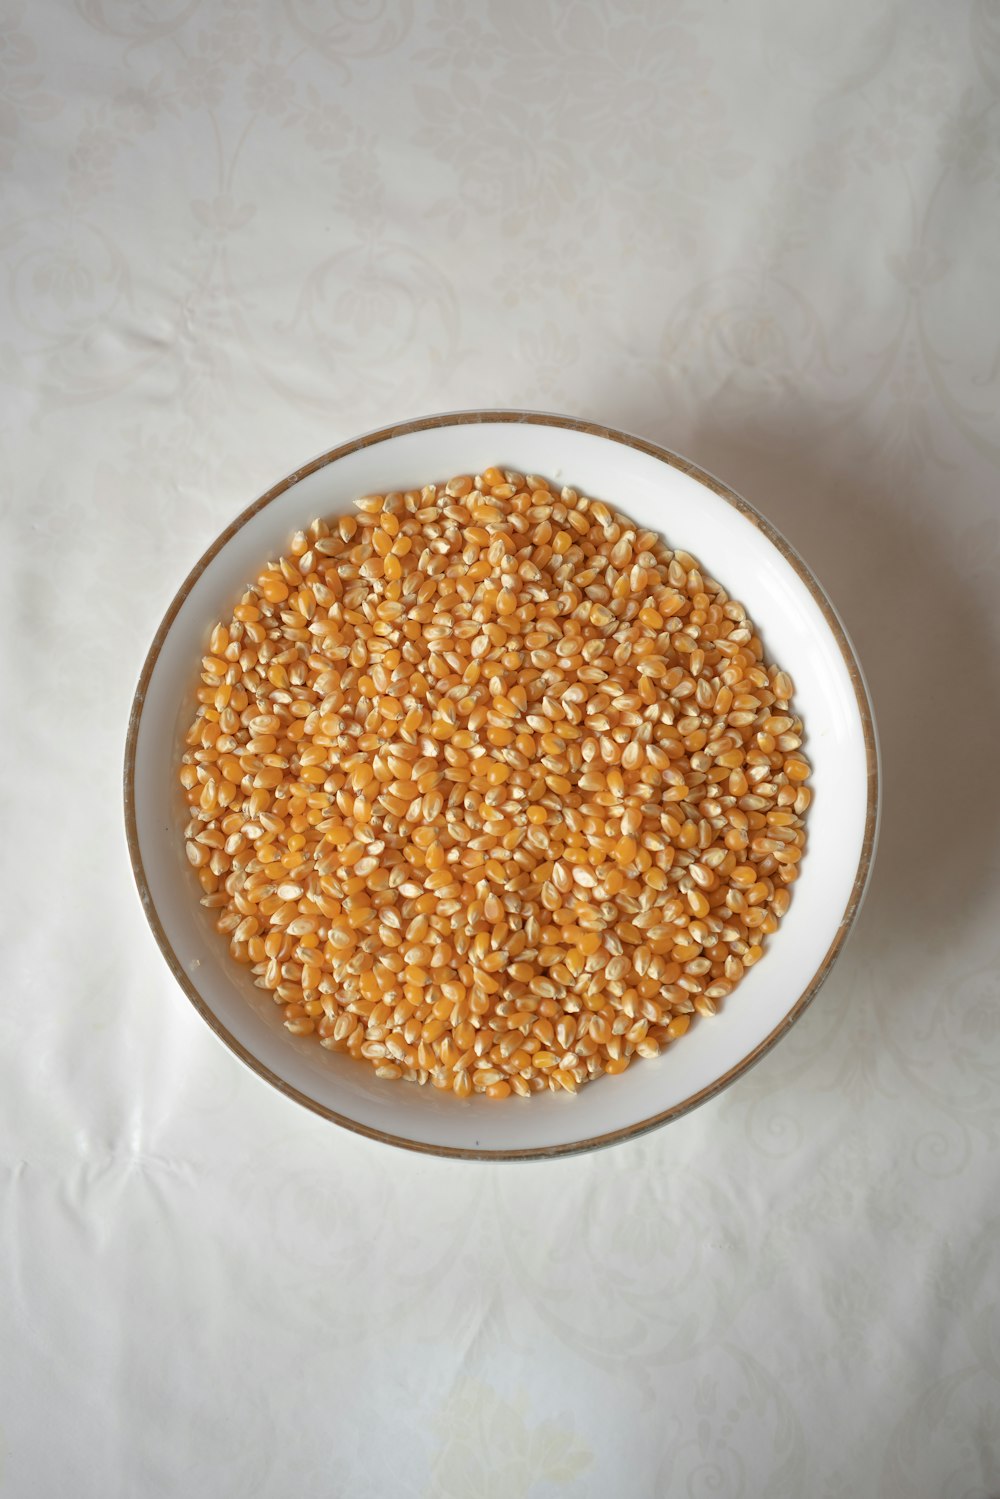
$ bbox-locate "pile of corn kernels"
[180,469,809,1100]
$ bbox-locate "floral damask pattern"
[3,0,1000,1495]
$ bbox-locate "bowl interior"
[128,414,876,1157]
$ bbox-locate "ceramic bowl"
[125,411,879,1158]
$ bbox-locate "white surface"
[4,1,1000,1493]
[132,414,873,1155]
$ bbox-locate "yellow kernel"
[614,836,637,866]
[686,889,710,918]
[260,573,289,603]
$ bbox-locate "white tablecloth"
[6,2,1000,1494]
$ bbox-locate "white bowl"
[125,411,879,1159]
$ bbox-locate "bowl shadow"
[616,400,1000,1001]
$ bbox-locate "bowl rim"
[124,408,880,1160]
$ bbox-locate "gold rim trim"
[124,410,880,1161]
